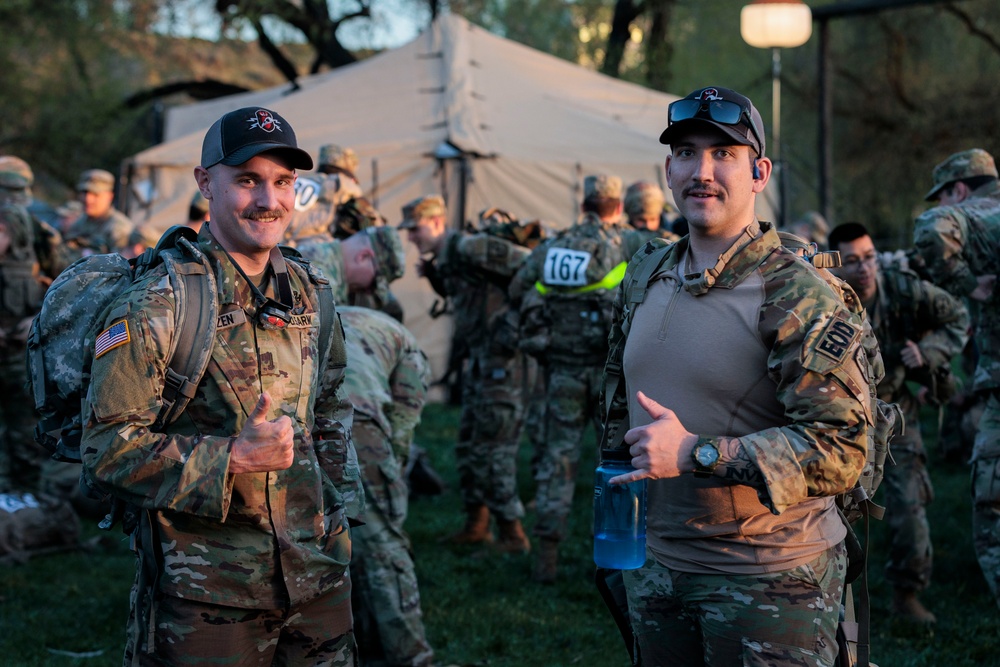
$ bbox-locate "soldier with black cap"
[912,147,1000,609]
[600,86,872,665]
[79,106,362,665]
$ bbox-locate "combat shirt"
[913,182,1000,392]
[80,224,361,609]
[65,208,137,257]
[619,221,870,575]
[295,236,350,303]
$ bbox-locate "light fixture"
[740,0,812,229]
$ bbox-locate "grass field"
[2,402,999,666]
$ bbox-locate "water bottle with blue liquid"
[593,448,647,569]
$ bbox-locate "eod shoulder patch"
[813,311,860,364]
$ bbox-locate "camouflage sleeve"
[385,337,431,464]
[107,212,138,254]
[457,233,530,279]
[313,312,364,522]
[913,206,979,297]
[719,294,871,514]
[80,274,237,519]
[914,277,971,370]
[507,243,545,305]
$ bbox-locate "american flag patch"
[94,320,131,359]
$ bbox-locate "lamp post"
[740,0,812,229]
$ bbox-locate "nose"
[690,151,714,182]
[255,181,282,210]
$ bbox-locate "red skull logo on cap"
[248,109,282,133]
[699,88,722,101]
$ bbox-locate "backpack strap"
[152,234,218,431]
[281,248,337,379]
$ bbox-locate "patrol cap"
[365,226,406,283]
[201,107,313,171]
[398,195,446,230]
[318,144,359,177]
[0,156,33,189]
[924,148,998,201]
[77,169,116,194]
[584,174,623,201]
[623,181,665,217]
[660,86,765,157]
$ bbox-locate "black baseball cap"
[201,107,314,170]
[659,87,765,157]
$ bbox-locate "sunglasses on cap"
[667,98,764,156]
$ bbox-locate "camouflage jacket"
[339,305,430,465]
[867,263,969,402]
[425,229,530,357]
[80,224,361,609]
[0,203,44,334]
[913,182,1000,390]
[604,221,871,517]
[285,172,363,244]
[621,226,680,261]
[64,208,137,258]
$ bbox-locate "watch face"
[695,443,719,468]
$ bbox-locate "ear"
[194,166,212,200]
[665,155,673,189]
[751,156,772,193]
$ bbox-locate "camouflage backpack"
[26,226,218,466]
[525,216,628,360]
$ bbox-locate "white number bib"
[294,177,322,211]
[543,247,591,287]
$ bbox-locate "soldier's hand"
[230,393,295,474]
[901,340,926,369]
[610,391,697,484]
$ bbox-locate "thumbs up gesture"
[229,393,295,474]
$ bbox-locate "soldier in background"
[621,180,679,258]
[509,174,631,582]
[0,203,47,493]
[830,221,969,624]
[185,190,210,232]
[785,210,830,250]
[0,155,69,281]
[284,143,364,245]
[912,147,1000,608]
[339,305,435,667]
[401,196,533,554]
[65,168,141,259]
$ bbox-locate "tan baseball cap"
[77,169,116,194]
[925,148,998,201]
[584,174,622,201]
[398,195,446,229]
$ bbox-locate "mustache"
[242,208,287,221]
[683,185,721,197]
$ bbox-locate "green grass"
[2,403,998,666]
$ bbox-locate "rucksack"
[26,226,217,466]
[26,225,338,479]
[523,216,628,360]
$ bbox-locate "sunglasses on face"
[668,98,764,156]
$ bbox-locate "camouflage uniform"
[0,203,47,493]
[64,210,138,258]
[79,223,362,665]
[865,262,968,593]
[509,196,631,551]
[0,156,69,283]
[422,228,531,525]
[605,222,871,665]
[912,148,1000,606]
[339,306,434,667]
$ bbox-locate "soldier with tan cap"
[622,180,680,258]
[401,194,534,555]
[509,174,631,582]
[913,147,1000,610]
[285,144,365,244]
[65,168,141,259]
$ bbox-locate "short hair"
[827,222,870,251]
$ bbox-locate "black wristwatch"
[691,437,720,478]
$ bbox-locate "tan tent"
[121,15,766,385]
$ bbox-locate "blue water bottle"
[593,448,647,569]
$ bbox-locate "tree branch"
[945,4,1000,56]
